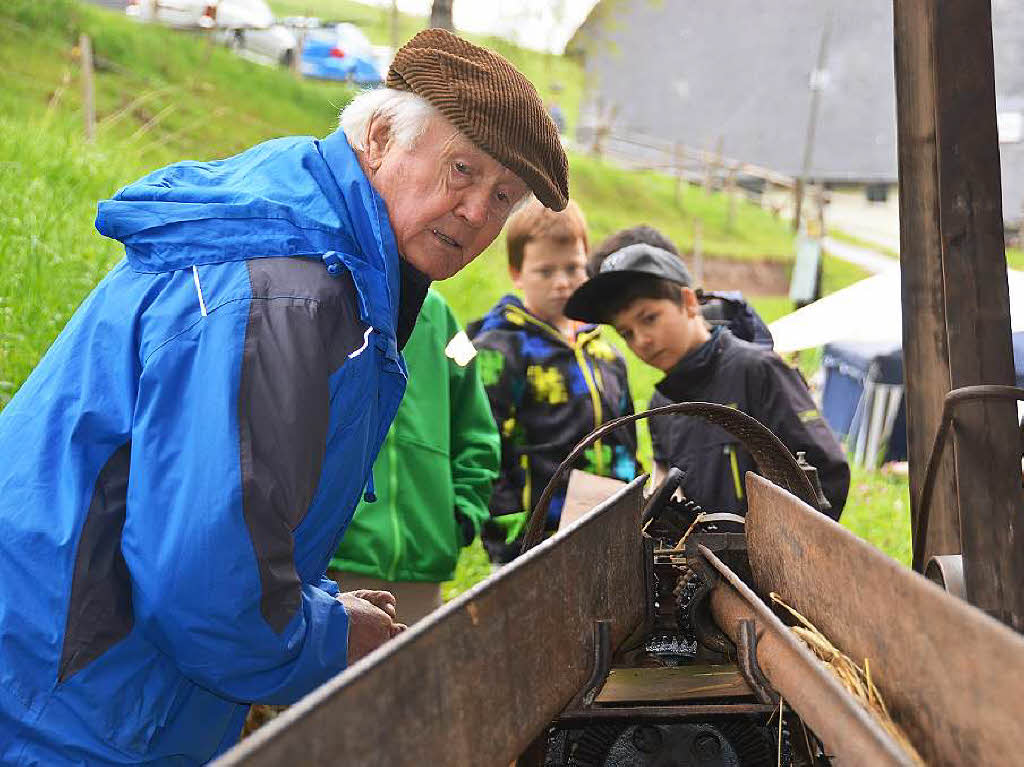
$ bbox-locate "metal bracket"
[621,537,657,652]
[736,618,781,706]
[566,620,613,711]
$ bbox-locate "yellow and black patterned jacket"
[470,294,638,562]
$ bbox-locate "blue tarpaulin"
[822,334,1024,466]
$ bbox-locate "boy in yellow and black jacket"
[470,199,639,564]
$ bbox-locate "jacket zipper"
[506,307,608,476]
[521,453,532,522]
[724,445,744,501]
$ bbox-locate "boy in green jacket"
[328,290,500,624]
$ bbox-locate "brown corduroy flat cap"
[386,28,569,211]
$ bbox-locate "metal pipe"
[702,547,916,766]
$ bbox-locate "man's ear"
[682,287,701,317]
[509,263,523,289]
[364,115,391,172]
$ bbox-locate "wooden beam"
[892,0,961,562]
[894,0,1023,627]
[931,0,1023,628]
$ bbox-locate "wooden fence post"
[704,136,722,195]
[726,165,738,231]
[693,219,704,285]
[673,141,683,209]
[80,33,95,143]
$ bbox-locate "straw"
[770,592,925,766]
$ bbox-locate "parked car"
[127,0,296,67]
[300,23,384,85]
[223,23,297,67]
[126,0,218,28]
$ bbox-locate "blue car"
[301,22,384,84]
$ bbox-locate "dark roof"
[573,0,1024,217]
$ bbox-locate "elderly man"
[0,30,566,766]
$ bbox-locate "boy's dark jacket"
[470,295,639,539]
[649,328,849,519]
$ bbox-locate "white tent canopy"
[768,268,1024,353]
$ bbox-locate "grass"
[827,228,899,259]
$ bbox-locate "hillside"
[1,0,799,407]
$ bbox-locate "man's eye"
[454,161,471,175]
[539,269,554,278]
[496,190,510,204]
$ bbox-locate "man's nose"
[455,188,489,228]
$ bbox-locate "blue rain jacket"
[0,130,407,764]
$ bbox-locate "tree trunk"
[429,0,454,32]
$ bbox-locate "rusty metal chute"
[215,477,648,767]
[744,473,1024,766]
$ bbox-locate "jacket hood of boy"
[94,130,396,276]
[476,293,600,338]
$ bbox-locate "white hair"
[340,87,535,211]
[340,88,441,151]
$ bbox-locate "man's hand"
[349,589,398,621]
[338,592,406,665]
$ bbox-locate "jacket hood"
[95,130,391,275]
[474,294,600,339]
[475,294,527,334]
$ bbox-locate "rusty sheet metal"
[214,476,648,767]
[745,473,1024,766]
[593,664,753,704]
[703,547,915,766]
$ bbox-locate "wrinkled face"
[611,292,707,372]
[364,115,531,281]
[511,238,588,326]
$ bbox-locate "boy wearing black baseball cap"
[566,239,850,518]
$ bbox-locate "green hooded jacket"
[330,290,500,582]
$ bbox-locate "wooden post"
[794,6,834,232]
[292,28,304,78]
[894,0,1024,629]
[893,0,958,562]
[673,141,683,209]
[80,34,95,143]
[428,0,454,32]
[390,0,400,54]
[726,165,738,231]
[704,136,722,195]
[693,219,704,286]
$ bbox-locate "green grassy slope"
[1,0,796,402]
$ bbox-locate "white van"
[126,0,298,67]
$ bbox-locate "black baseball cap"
[565,243,694,323]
